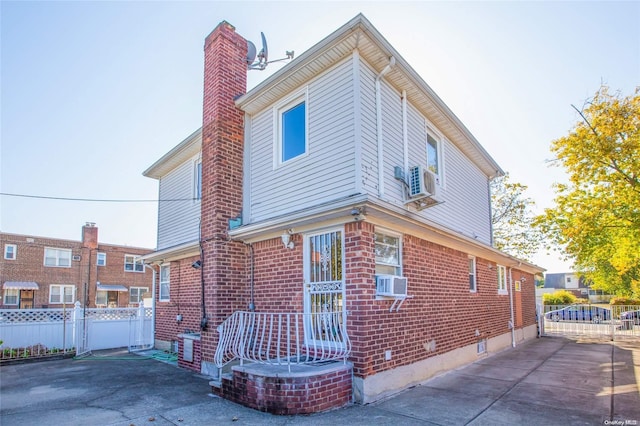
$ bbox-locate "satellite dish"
[246,40,257,67]
[258,32,268,65]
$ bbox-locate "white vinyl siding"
[156,156,201,250]
[247,57,356,223]
[359,59,492,244]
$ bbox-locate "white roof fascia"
[143,128,202,179]
[138,240,200,264]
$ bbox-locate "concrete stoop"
[210,361,353,415]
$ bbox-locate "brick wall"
[0,230,153,308]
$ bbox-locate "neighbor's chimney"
[82,222,98,249]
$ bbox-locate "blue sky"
[1,1,638,273]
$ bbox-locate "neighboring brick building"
[1,223,154,309]
[142,15,545,412]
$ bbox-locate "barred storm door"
[303,229,347,348]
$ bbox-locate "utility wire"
[0,192,196,203]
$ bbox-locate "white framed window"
[124,255,144,272]
[50,285,75,304]
[469,256,477,292]
[44,248,72,267]
[275,89,308,166]
[4,244,16,260]
[96,291,108,306]
[375,231,402,276]
[497,265,508,294]
[97,252,106,266]
[426,129,443,185]
[3,289,19,305]
[159,265,170,301]
[129,287,148,304]
[193,158,202,201]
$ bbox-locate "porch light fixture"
[281,231,294,249]
[192,260,202,269]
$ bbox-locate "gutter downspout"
[143,263,157,349]
[376,56,396,197]
[402,90,408,172]
[508,267,516,347]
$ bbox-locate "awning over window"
[97,284,128,292]
[3,281,40,290]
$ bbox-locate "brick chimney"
[82,222,98,250]
[200,21,249,331]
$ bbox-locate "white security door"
[303,228,347,348]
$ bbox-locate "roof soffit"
[143,128,202,179]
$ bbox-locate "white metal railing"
[215,311,351,372]
[538,304,640,339]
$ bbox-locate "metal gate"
[538,304,640,340]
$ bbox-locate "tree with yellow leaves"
[537,86,640,297]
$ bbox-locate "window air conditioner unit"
[376,275,408,297]
[72,255,81,261]
[423,169,441,201]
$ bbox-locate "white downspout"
[402,90,408,172]
[508,267,515,347]
[376,56,396,197]
[144,263,157,349]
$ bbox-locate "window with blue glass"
[280,101,306,162]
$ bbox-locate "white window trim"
[193,156,202,203]
[4,244,17,260]
[273,87,309,168]
[96,290,108,306]
[49,284,75,305]
[129,286,149,304]
[374,228,403,276]
[44,247,72,268]
[426,126,445,187]
[124,254,144,273]
[469,256,477,293]
[497,265,508,295]
[159,265,170,302]
[97,252,106,267]
[4,289,19,305]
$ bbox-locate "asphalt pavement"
[1,336,639,425]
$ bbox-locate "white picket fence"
[0,301,153,359]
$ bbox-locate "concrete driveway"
[1,337,639,425]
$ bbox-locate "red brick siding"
[219,364,352,415]
[0,231,152,308]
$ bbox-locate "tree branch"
[571,104,599,137]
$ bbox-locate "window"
[469,256,477,292]
[96,291,107,306]
[4,289,18,305]
[124,255,144,272]
[44,248,72,267]
[276,91,308,165]
[97,252,106,266]
[426,131,443,184]
[50,285,75,304]
[497,265,508,294]
[130,287,148,304]
[159,265,170,301]
[4,244,16,260]
[194,159,202,201]
[375,232,402,275]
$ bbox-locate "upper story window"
[4,244,16,260]
[426,131,443,185]
[124,255,144,273]
[469,256,477,292]
[375,231,402,276]
[50,284,75,304]
[97,252,106,266]
[194,159,202,201]
[497,265,508,294]
[276,89,308,165]
[159,265,170,301]
[44,248,72,267]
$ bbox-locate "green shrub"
[610,296,640,305]
[543,290,577,305]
